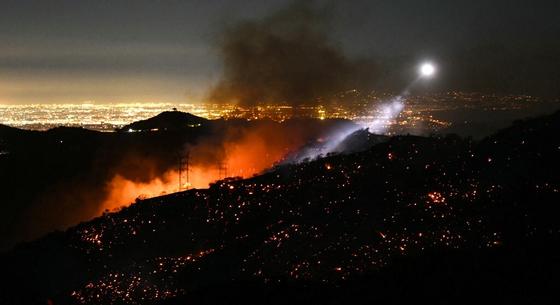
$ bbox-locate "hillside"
[118,111,208,132]
[0,113,358,251]
[1,111,559,304]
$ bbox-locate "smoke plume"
[208,2,374,105]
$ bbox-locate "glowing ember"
[427,191,446,204]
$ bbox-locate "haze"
[1,0,559,104]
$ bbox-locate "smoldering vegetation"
[0,114,356,251]
[208,2,375,105]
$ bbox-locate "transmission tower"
[218,160,228,180]
[178,152,191,191]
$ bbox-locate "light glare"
[420,63,436,77]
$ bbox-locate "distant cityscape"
[0,91,547,134]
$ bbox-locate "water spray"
[366,61,437,134]
[289,61,438,163]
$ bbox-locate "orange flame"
[99,123,306,213]
[100,166,221,213]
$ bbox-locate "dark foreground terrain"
[0,112,354,250]
[1,110,559,304]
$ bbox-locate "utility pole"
[178,154,183,191]
[218,147,228,180]
[218,160,228,180]
[185,151,190,189]
[178,152,190,191]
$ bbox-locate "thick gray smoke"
[208,2,374,105]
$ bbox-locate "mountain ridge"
[2,110,559,304]
[118,111,208,132]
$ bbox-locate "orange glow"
[99,122,312,214]
[100,166,220,213]
[427,191,446,204]
[222,127,292,178]
[100,171,177,213]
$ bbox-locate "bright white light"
[367,96,405,134]
[420,63,436,77]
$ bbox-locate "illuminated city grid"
[0,92,540,132]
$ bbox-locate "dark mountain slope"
[1,111,559,305]
[0,112,360,251]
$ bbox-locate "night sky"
[1,0,559,104]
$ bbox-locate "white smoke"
[286,95,406,163]
[287,63,435,163]
[365,96,405,134]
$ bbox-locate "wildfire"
[99,122,310,214]
[100,167,220,213]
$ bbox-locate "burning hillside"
[2,110,559,304]
[0,112,356,250]
[100,117,358,213]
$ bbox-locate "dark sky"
[1,0,559,104]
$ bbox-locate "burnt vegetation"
[0,112,355,251]
[1,110,559,304]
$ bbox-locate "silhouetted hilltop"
[119,111,208,132]
[334,128,389,153]
[0,123,34,137]
[484,109,560,146]
[0,118,201,251]
[1,110,559,304]
[0,113,361,252]
[0,123,15,132]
